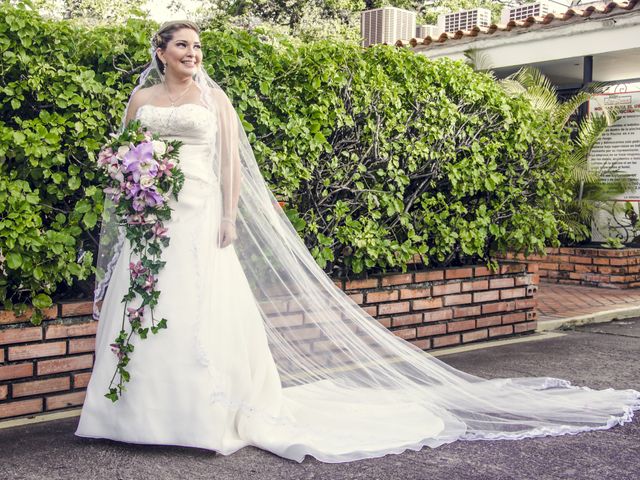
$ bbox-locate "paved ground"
[537,281,640,321]
[1,319,638,480]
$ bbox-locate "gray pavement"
[1,320,639,480]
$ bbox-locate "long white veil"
[92,31,639,462]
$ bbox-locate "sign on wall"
[588,82,640,243]
[588,83,640,200]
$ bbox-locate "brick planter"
[1,262,538,422]
[0,301,95,422]
[504,247,640,288]
[335,262,539,351]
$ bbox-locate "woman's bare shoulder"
[125,85,161,122]
[130,85,162,106]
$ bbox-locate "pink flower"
[126,214,146,225]
[157,159,175,178]
[98,147,114,166]
[151,222,168,238]
[104,187,122,204]
[126,306,145,323]
[110,343,124,360]
[107,164,124,182]
[142,274,156,292]
[116,145,130,159]
[132,188,164,212]
[132,196,146,212]
[124,181,140,199]
[129,260,147,279]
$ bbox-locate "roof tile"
[392,0,639,49]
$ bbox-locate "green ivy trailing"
[1,2,573,322]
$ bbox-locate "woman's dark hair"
[152,20,200,75]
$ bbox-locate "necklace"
[164,81,194,107]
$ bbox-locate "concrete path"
[1,319,638,480]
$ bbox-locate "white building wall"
[361,7,417,46]
[416,24,442,38]
[500,0,572,24]
[437,8,492,33]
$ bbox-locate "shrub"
[206,34,573,274]
[0,3,152,321]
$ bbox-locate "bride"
[75,20,640,463]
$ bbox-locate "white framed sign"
[588,82,640,201]
[588,82,640,242]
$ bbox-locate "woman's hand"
[218,218,237,248]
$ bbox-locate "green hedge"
[0,4,153,320]
[206,29,572,274]
[0,3,572,321]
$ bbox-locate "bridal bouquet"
[96,120,184,402]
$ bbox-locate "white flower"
[152,140,167,156]
[139,159,159,176]
[107,164,120,179]
[107,164,124,182]
[140,175,155,189]
[117,145,130,159]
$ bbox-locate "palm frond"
[500,67,559,114]
[507,66,556,96]
[497,66,630,239]
[554,83,613,126]
[497,78,527,96]
[567,151,599,183]
[521,85,561,114]
[555,91,592,127]
[565,199,597,223]
[580,81,609,96]
[576,109,618,151]
[463,48,494,74]
[555,212,591,242]
[581,176,631,201]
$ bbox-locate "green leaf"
[13,131,25,144]
[82,211,98,228]
[32,293,52,309]
[75,200,91,214]
[33,267,43,280]
[30,309,44,326]
[68,176,81,190]
[105,391,118,402]
[6,253,22,269]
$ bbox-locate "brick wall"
[0,302,95,421]
[0,262,538,422]
[334,262,539,351]
[503,247,640,288]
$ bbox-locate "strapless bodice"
[135,103,217,145]
[136,104,218,184]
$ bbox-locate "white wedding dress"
[75,103,640,463]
